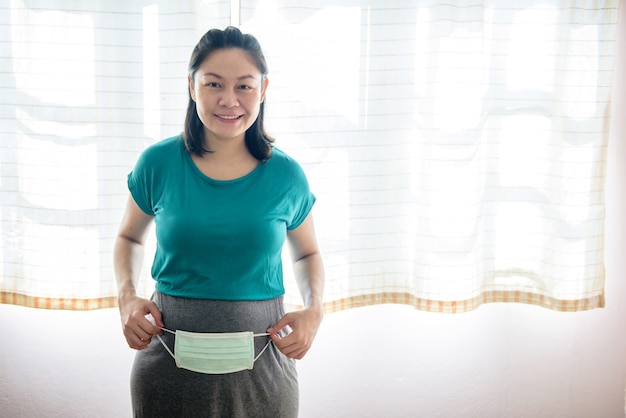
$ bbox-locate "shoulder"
[264,147,311,190]
[267,147,305,174]
[134,135,184,169]
[128,135,184,212]
[139,135,183,160]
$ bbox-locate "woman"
[114,26,324,417]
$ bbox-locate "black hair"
[183,26,273,160]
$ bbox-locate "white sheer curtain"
[0,0,620,312]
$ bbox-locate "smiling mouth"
[217,115,243,120]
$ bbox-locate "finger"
[146,304,164,328]
[278,342,308,359]
[123,329,150,349]
[130,315,158,341]
[267,313,294,334]
[284,338,310,359]
[143,312,163,335]
[127,333,151,350]
[268,331,283,346]
[135,319,155,339]
[138,327,155,341]
[140,334,153,344]
[270,333,310,359]
[270,332,297,356]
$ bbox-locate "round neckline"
[182,143,266,185]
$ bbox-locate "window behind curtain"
[0,0,619,312]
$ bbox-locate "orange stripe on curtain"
[317,292,605,315]
[0,293,117,310]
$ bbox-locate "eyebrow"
[201,72,258,81]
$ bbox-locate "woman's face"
[189,48,268,147]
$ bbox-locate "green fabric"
[127,135,315,300]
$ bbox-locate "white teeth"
[219,115,240,120]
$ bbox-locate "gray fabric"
[131,291,298,418]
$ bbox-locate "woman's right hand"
[114,195,159,350]
[118,295,163,350]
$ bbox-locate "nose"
[218,89,239,108]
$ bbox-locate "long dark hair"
[183,26,274,160]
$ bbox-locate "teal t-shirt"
[127,135,316,300]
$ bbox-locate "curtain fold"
[0,0,620,312]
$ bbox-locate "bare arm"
[268,213,325,359]
[113,195,162,349]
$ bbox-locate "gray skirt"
[130,291,298,418]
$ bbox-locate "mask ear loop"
[145,315,177,359]
[253,333,272,362]
[156,327,176,360]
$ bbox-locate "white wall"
[1,6,625,418]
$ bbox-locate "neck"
[192,135,259,181]
[202,133,248,160]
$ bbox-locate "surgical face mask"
[156,327,272,374]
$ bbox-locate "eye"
[237,84,254,90]
[205,82,220,88]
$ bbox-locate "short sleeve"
[286,161,316,230]
[127,147,157,216]
[128,173,153,215]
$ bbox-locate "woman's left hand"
[267,306,323,359]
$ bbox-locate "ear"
[260,76,269,103]
[188,74,196,101]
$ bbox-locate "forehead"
[198,48,262,78]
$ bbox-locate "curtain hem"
[1,290,605,313]
[0,292,117,310]
[319,291,605,314]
